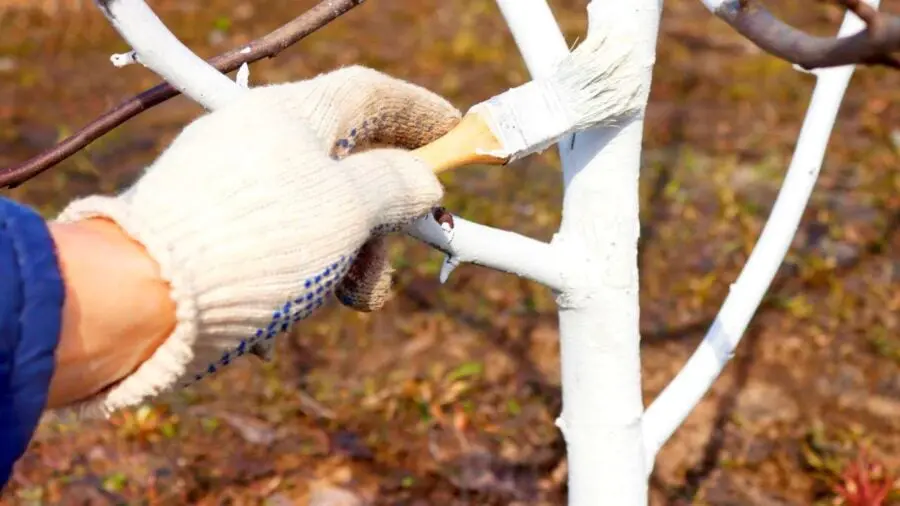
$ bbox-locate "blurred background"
[1,0,900,504]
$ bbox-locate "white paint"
[492,0,576,158]
[552,2,658,503]
[470,79,572,160]
[496,0,659,503]
[99,0,242,110]
[470,22,646,162]
[494,0,570,80]
[110,51,138,67]
[236,63,250,88]
[698,0,728,12]
[641,2,876,467]
[406,212,570,292]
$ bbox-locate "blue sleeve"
[0,197,65,491]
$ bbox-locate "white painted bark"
[490,0,575,171]
[553,3,659,503]
[406,212,569,291]
[493,0,570,79]
[641,2,877,467]
[95,0,243,110]
[497,0,661,503]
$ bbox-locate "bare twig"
[0,0,366,189]
[707,0,899,70]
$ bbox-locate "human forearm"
[45,218,174,409]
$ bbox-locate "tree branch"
[704,0,900,69]
[406,208,571,293]
[96,0,245,110]
[642,3,873,466]
[0,0,365,189]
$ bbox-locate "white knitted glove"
[54,66,461,417]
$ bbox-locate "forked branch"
[708,0,900,69]
[0,0,365,189]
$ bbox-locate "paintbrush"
[413,29,648,173]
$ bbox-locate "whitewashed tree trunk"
[553,3,659,503]
[497,1,661,503]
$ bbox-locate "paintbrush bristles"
[551,31,646,132]
[467,27,647,162]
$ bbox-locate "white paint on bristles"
[470,22,645,161]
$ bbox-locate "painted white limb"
[492,0,578,162]
[498,0,660,503]
[641,2,876,467]
[110,50,138,67]
[95,0,243,110]
[406,212,569,291]
[493,0,571,79]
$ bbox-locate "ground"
[1,0,900,504]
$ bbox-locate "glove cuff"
[55,196,201,418]
[55,185,364,418]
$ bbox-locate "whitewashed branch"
[110,50,139,67]
[493,0,571,79]
[641,2,877,467]
[95,0,243,110]
[406,211,569,291]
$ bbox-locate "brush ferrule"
[469,79,574,162]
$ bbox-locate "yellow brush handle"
[413,111,508,174]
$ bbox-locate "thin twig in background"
[707,0,899,70]
[0,0,366,189]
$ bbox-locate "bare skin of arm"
[45,218,174,409]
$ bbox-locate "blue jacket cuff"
[0,197,65,489]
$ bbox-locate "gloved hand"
[54,66,461,418]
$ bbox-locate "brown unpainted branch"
[0,0,366,189]
[714,0,900,70]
